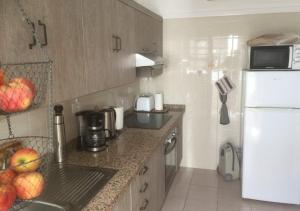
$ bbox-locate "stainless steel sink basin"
[15,164,117,211]
[19,201,72,211]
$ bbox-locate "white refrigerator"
[242,70,300,204]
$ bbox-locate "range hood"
[135,53,165,77]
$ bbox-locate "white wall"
[140,12,300,170]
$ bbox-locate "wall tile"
[140,12,300,169]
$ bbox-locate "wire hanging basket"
[0,136,52,211]
[0,61,51,116]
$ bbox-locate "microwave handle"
[289,46,293,68]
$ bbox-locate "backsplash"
[140,12,300,170]
[0,82,139,141]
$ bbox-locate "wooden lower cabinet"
[111,188,132,211]
[112,143,165,211]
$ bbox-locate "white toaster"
[135,95,155,112]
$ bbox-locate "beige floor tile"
[218,203,252,211]
[251,201,286,211]
[186,186,218,202]
[190,169,218,188]
[218,187,242,203]
[161,195,186,211]
[173,167,194,186]
[184,199,217,211]
[163,168,299,211]
[168,183,190,198]
[218,176,241,190]
[218,200,253,211]
[283,204,300,211]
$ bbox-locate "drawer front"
[131,162,153,210]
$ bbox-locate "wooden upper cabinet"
[110,0,136,87]
[135,10,163,56]
[43,0,87,102]
[82,0,136,92]
[82,0,113,93]
[1,0,46,63]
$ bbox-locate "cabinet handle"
[139,166,148,176]
[117,36,122,51]
[139,182,149,193]
[140,199,149,211]
[28,21,36,49]
[112,35,118,52]
[38,20,48,47]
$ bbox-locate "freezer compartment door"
[244,71,300,108]
[242,108,300,204]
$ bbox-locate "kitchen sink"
[16,164,117,211]
[19,201,72,211]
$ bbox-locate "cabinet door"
[82,0,113,93]
[111,0,136,88]
[43,0,87,102]
[111,187,132,211]
[150,144,165,211]
[131,162,152,211]
[135,11,163,56]
[1,0,45,63]
[153,19,163,56]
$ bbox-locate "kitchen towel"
[154,93,164,111]
[114,106,124,130]
[219,94,230,125]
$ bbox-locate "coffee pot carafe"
[101,108,117,139]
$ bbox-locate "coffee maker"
[75,110,106,152]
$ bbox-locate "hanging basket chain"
[6,115,14,138]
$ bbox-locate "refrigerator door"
[244,71,300,108]
[242,108,300,204]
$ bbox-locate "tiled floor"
[162,168,300,211]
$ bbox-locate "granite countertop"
[66,105,185,211]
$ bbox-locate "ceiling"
[134,0,300,19]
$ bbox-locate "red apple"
[10,148,41,173]
[0,169,16,185]
[0,77,36,113]
[0,184,16,211]
[13,172,44,200]
[10,78,36,96]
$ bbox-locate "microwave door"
[250,46,291,70]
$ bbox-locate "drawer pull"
[139,182,149,193]
[140,199,149,211]
[28,21,36,49]
[38,20,48,47]
[139,166,148,176]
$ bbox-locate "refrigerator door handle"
[289,46,293,68]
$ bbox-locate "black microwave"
[250,45,300,70]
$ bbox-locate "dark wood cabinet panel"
[135,10,163,56]
[82,0,113,93]
[43,0,87,102]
